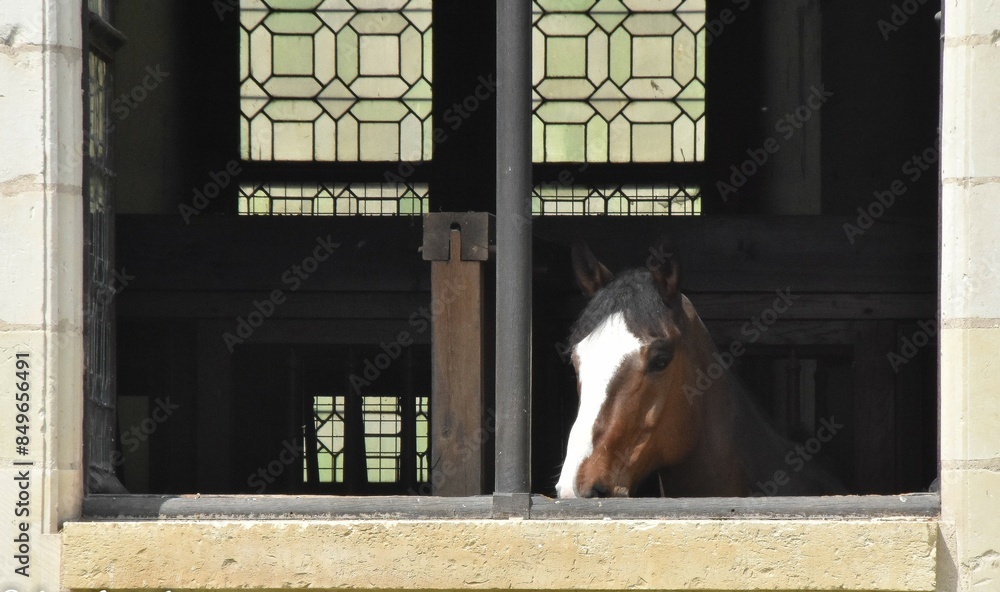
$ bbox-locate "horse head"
[556,241,713,499]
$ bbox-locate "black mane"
[568,268,671,348]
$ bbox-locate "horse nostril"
[582,482,611,498]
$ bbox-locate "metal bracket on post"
[421,212,493,262]
[422,212,492,496]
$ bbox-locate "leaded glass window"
[240,0,433,162]
[531,0,705,215]
[239,0,432,217]
[239,182,428,215]
[303,394,429,485]
[305,395,346,483]
[533,183,700,215]
[238,0,702,217]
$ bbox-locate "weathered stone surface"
[62,519,937,590]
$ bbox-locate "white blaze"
[555,312,642,498]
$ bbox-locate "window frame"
[80,0,942,520]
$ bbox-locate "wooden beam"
[430,230,485,495]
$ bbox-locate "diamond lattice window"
[532,0,706,164]
[240,0,433,162]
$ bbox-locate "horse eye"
[647,352,671,373]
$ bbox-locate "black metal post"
[494,0,532,495]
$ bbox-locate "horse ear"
[571,240,613,298]
[649,247,681,304]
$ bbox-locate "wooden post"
[423,213,490,496]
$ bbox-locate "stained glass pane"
[239,182,428,215]
[533,184,700,215]
[240,0,432,162]
[532,0,705,163]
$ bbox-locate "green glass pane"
[622,77,680,99]
[608,114,630,162]
[264,76,323,98]
[352,100,409,122]
[265,11,322,34]
[631,123,671,162]
[351,11,408,34]
[590,0,628,32]
[622,13,681,36]
[545,124,586,161]
[586,28,608,84]
[400,26,422,83]
[404,0,432,31]
[586,116,608,161]
[632,36,672,78]
[264,99,324,121]
[607,195,627,213]
[672,26,696,85]
[677,4,705,31]
[536,101,595,124]
[537,13,597,36]
[359,35,400,76]
[398,196,421,214]
[623,0,682,10]
[608,27,631,86]
[546,37,588,77]
[273,35,315,75]
[537,78,595,101]
[241,0,269,29]
[266,0,324,9]
[537,0,597,11]
[359,122,400,160]
[351,77,410,98]
[672,114,695,161]
[336,25,359,83]
[314,27,337,82]
[353,0,409,9]
[622,101,681,123]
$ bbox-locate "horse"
[555,241,846,498]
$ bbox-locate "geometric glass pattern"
[240,0,433,162]
[533,183,700,215]
[238,182,428,215]
[302,394,430,484]
[532,0,705,163]
[363,396,402,483]
[304,395,346,483]
[415,395,429,483]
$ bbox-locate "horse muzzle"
[577,480,630,498]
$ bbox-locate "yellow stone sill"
[62,517,937,591]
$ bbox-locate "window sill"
[63,495,938,591]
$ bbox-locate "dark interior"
[98,0,940,496]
